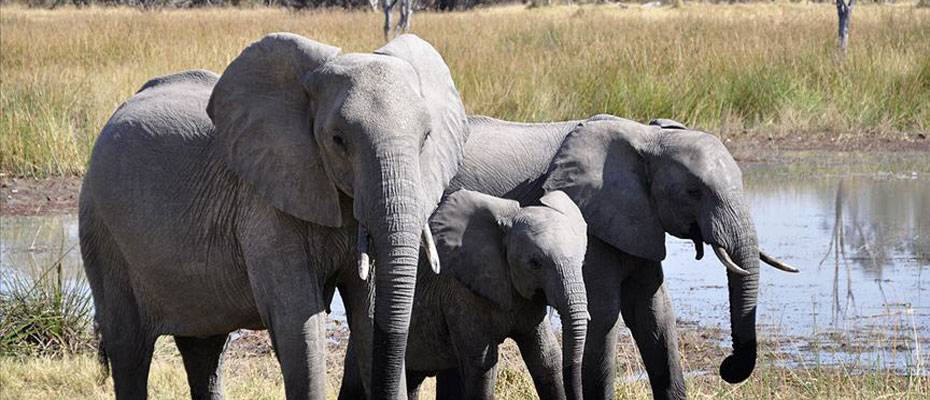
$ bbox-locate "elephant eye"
[686,188,702,199]
[332,134,346,149]
[420,129,431,150]
[527,257,543,271]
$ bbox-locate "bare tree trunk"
[397,0,413,33]
[836,0,855,54]
[381,0,414,42]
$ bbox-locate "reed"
[0,243,93,357]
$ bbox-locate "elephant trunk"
[704,198,759,384]
[365,148,427,399]
[551,264,589,400]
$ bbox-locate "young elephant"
[343,189,589,400]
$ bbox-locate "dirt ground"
[0,174,82,216]
[723,131,929,162]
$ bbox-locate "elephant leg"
[175,334,230,400]
[448,312,498,399]
[455,345,498,400]
[81,222,156,400]
[107,331,156,400]
[513,322,565,400]
[619,262,686,400]
[265,304,327,400]
[435,369,465,400]
[241,230,329,399]
[338,340,366,400]
[337,264,375,399]
[582,238,625,400]
[406,371,426,400]
[459,362,497,400]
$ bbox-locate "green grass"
[0,3,928,177]
[0,243,93,357]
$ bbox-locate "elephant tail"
[93,319,110,385]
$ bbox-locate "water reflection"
[665,174,929,374]
[0,214,84,294]
[2,170,928,373]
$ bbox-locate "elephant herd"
[79,33,798,400]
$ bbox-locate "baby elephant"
[343,189,590,400]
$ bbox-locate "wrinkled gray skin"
[342,190,589,400]
[79,33,468,400]
[436,115,792,399]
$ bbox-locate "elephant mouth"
[354,223,442,281]
[688,223,798,274]
[688,223,704,260]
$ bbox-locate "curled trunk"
[705,200,759,384]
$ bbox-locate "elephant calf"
[343,189,590,400]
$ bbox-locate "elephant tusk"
[712,245,750,276]
[357,225,371,281]
[760,250,799,273]
[692,238,704,260]
[422,224,440,274]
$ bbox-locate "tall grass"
[0,245,94,357]
[1,3,929,177]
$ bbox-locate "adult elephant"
[445,115,797,399]
[79,33,467,400]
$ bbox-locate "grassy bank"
[1,3,928,176]
[1,334,926,399]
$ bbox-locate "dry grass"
[1,3,928,176]
[1,330,926,399]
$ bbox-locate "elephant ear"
[539,190,587,234]
[430,190,521,311]
[649,118,688,130]
[375,34,469,214]
[207,33,343,227]
[543,119,666,262]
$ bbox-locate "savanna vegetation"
[1,3,928,177]
[1,326,927,399]
[1,3,929,399]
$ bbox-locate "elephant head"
[431,189,589,400]
[207,33,468,397]
[543,117,797,384]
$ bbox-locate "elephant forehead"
[323,53,419,91]
[321,56,429,132]
[513,209,587,252]
[662,132,743,191]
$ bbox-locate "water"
[665,172,929,374]
[0,214,84,292]
[2,162,928,374]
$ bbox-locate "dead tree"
[381,0,414,41]
[835,0,855,53]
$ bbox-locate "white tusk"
[357,225,371,281]
[422,224,440,274]
[712,245,750,276]
[760,250,799,273]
